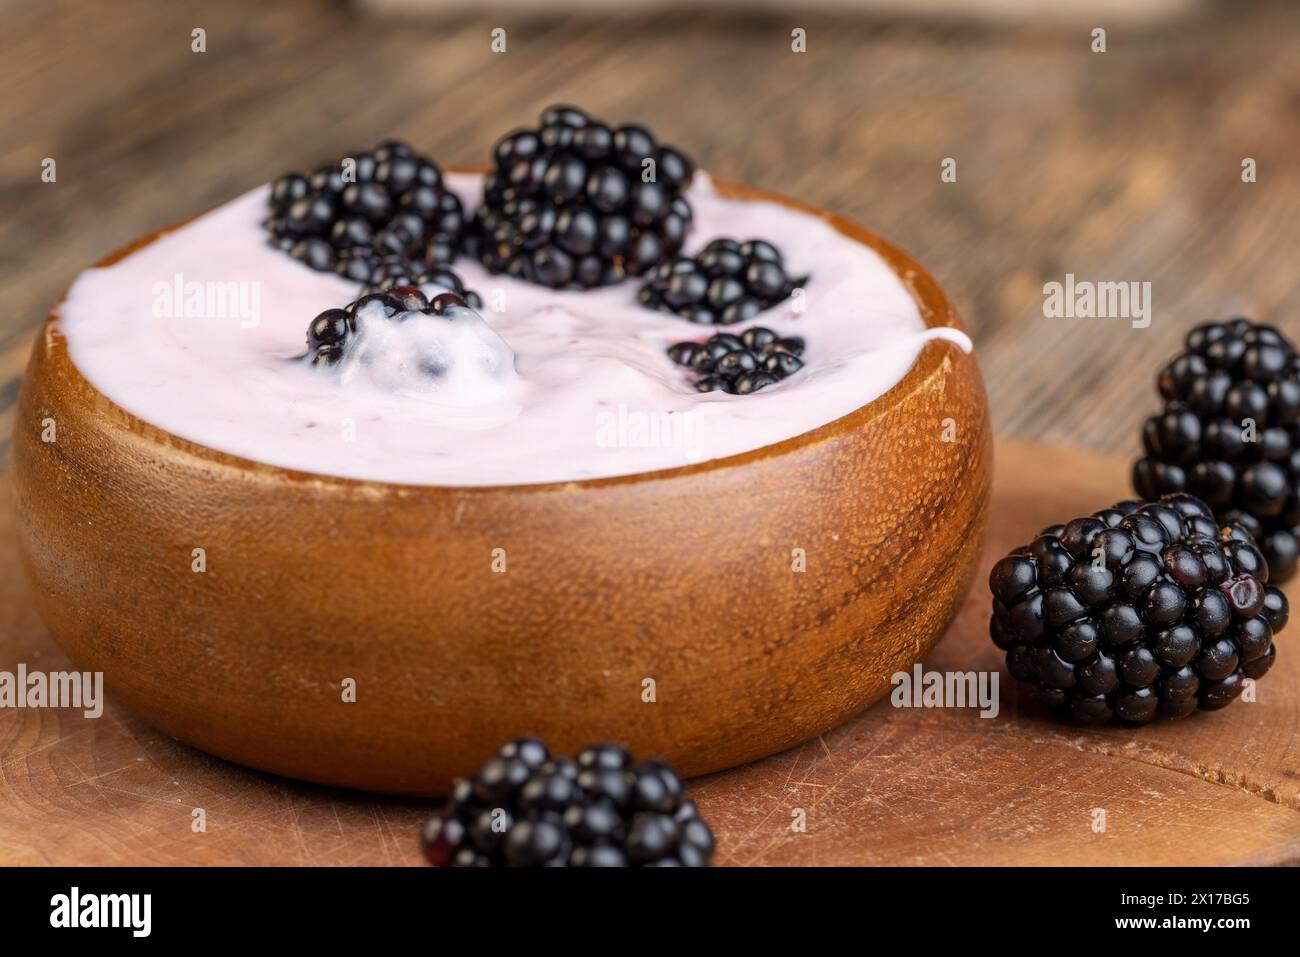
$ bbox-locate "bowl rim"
[38,170,971,496]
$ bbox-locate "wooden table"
[3,0,1300,461]
[4,439,1299,866]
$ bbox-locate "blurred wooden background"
[1,0,1299,464]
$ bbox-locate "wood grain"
[2,1,1300,463]
[3,439,1298,865]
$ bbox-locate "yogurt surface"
[57,173,967,486]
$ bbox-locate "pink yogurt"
[56,173,971,486]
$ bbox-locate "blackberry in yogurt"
[640,237,806,325]
[266,140,466,278]
[668,326,805,395]
[471,104,695,288]
[304,284,463,365]
[303,283,519,410]
[348,253,483,309]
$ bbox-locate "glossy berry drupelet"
[354,255,483,311]
[639,237,807,325]
[420,738,715,867]
[989,493,1287,723]
[266,140,466,280]
[667,326,805,395]
[303,285,473,366]
[1134,318,1300,582]
[471,105,695,288]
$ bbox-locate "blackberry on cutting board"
[667,325,805,395]
[420,738,715,867]
[639,238,807,326]
[304,284,474,366]
[1134,318,1300,582]
[471,104,695,288]
[266,140,466,277]
[989,494,1287,724]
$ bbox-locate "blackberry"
[1134,318,1300,582]
[420,738,715,867]
[989,493,1286,723]
[471,105,695,288]
[266,140,465,278]
[303,285,473,366]
[353,254,483,310]
[667,326,804,395]
[639,238,807,325]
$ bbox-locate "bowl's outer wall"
[12,183,992,795]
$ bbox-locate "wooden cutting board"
[2,438,1298,866]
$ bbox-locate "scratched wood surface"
[2,1,1300,465]
[2,438,1298,866]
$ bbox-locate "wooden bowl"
[11,180,992,795]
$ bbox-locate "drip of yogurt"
[56,172,971,486]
